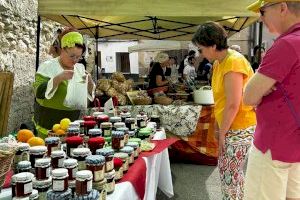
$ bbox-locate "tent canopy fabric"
[38,0,259,41]
[128,40,190,53]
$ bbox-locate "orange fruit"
[27,137,45,147]
[17,129,34,143]
[60,118,71,130]
[55,129,66,135]
[52,124,61,132]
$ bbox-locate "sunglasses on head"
[259,2,280,16]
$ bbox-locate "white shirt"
[183,64,196,81]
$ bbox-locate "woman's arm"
[156,75,168,86]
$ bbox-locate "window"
[116,52,130,73]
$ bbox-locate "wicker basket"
[133,97,152,105]
[154,96,173,105]
[0,149,15,188]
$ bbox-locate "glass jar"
[117,127,129,145]
[125,118,136,131]
[14,143,30,171]
[113,122,126,131]
[120,112,131,122]
[67,127,80,137]
[111,131,125,150]
[33,177,52,200]
[97,115,109,128]
[13,172,34,197]
[136,114,147,128]
[92,178,107,199]
[104,169,115,194]
[138,127,152,140]
[86,155,105,182]
[114,152,129,172]
[150,115,161,129]
[126,142,139,158]
[88,137,105,155]
[69,180,76,198]
[128,138,142,153]
[75,170,93,196]
[29,146,47,168]
[113,158,123,181]
[17,161,32,173]
[83,121,97,135]
[65,136,83,157]
[120,146,135,165]
[35,158,51,180]
[72,148,92,170]
[74,120,85,135]
[45,137,60,157]
[63,159,78,181]
[109,116,121,126]
[29,189,39,200]
[51,150,66,169]
[100,122,112,137]
[88,128,102,138]
[52,168,69,192]
[46,188,72,200]
[96,148,114,172]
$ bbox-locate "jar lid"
[52,168,68,178]
[120,146,134,154]
[29,189,39,199]
[88,128,102,135]
[51,150,66,158]
[125,118,135,123]
[85,155,105,165]
[35,158,51,167]
[110,116,121,122]
[126,142,139,148]
[88,137,105,147]
[114,152,128,159]
[69,121,80,128]
[113,158,123,168]
[83,120,97,126]
[116,127,129,132]
[96,148,114,156]
[128,131,136,137]
[76,170,93,180]
[74,120,84,125]
[92,111,103,117]
[67,127,80,133]
[13,172,34,183]
[128,138,142,144]
[100,122,112,127]
[45,137,60,144]
[97,114,109,120]
[29,146,47,154]
[136,114,144,119]
[83,115,95,121]
[151,115,159,118]
[63,158,78,167]
[18,143,30,151]
[73,148,91,157]
[33,177,52,188]
[46,188,72,199]
[111,131,124,138]
[104,169,115,179]
[65,136,83,145]
[120,112,131,117]
[114,122,126,128]
[17,161,31,169]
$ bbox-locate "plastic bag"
[64,67,88,109]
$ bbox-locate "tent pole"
[36,15,41,71]
[258,22,263,64]
[96,26,99,80]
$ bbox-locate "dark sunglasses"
[259,2,280,16]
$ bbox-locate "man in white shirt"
[183,56,196,82]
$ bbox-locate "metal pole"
[96,26,99,80]
[36,15,41,71]
[258,22,263,64]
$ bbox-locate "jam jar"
[128,138,142,153]
[14,143,30,170]
[74,120,85,135]
[136,114,147,128]
[96,148,114,172]
[120,111,131,122]
[69,121,80,129]
[17,161,32,173]
[113,122,126,131]
[83,115,95,121]
[126,142,140,158]
[63,158,78,181]
[150,115,161,129]
[125,118,136,131]
[92,178,107,199]
[85,155,105,182]
[72,148,92,170]
[96,114,109,128]
[138,127,152,140]
[111,131,125,150]
[67,127,80,137]
[51,150,66,169]
[120,146,135,165]
[45,137,60,157]
[33,176,52,200]
[83,121,97,135]
[29,189,39,200]
[29,146,47,168]
[88,137,105,155]
[117,127,129,144]
[13,172,34,198]
[113,158,123,181]
[104,169,115,194]
[52,168,69,192]
[65,136,83,157]
[114,152,129,172]
[75,170,93,196]
[100,122,112,137]
[88,128,102,138]
[92,111,103,118]
[46,188,72,200]
[35,158,51,180]
[109,116,121,126]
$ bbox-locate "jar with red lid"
[114,152,129,172]
[52,168,69,192]
[83,115,95,121]
[96,148,114,172]
[63,158,78,181]
[51,150,66,169]
[45,137,60,157]
[100,122,112,137]
[113,158,123,181]
[65,136,83,157]
[111,131,125,150]
[85,155,105,182]
[83,121,96,135]
[35,158,51,180]
[88,137,105,155]
[72,148,92,170]
[12,172,34,198]
[75,170,93,196]
[88,128,102,138]
[29,146,47,168]
[96,114,109,128]
[125,118,136,131]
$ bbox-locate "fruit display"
[27,137,45,147]
[17,129,34,143]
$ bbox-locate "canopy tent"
[128,40,189,53]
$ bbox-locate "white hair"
[230,44,241,53]
[154,52,169,63]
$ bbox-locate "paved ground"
[156,163,222,200]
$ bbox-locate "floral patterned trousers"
[218,126,255,200]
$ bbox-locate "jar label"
[87,180,92,192]
[58,157,65,168]
[120,140,124,148]
[104,130,111,137]
[94,169,104,182]
[72,167,78,178]
[130,154,134,164]
[106,160,113,172]
[24,181,33,194]
[115,167,123,180]
[78,161,86,171]
[51,146,59,153]
[53,180,65,191]
[46,167,50,178]
[106,180,115,193]
[131,124,135,130]
[141,121,146,127]
[134,150,139,158]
